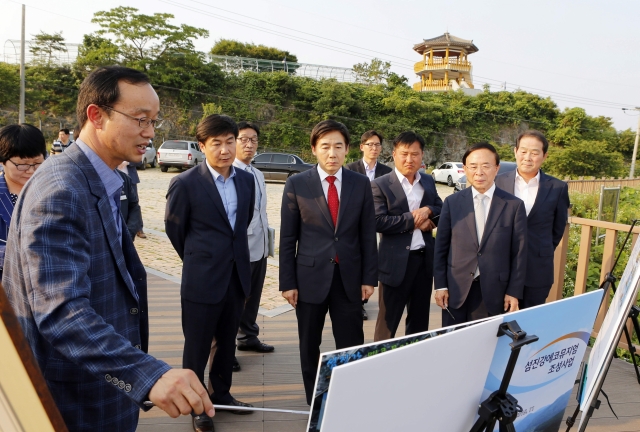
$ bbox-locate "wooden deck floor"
[138,273,640,432]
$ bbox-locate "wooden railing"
[413,80,451,92]
[565,177,640,194]
[414,59,472,73]
[547,216,640,352]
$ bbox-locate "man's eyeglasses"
[100,105,164,129]
[8,159,42,172]
[465,164,496,173]
[364,143,382,148]
[237,137,259,145]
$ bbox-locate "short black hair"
[0,124,48,163]
[462,142,500,165]
[59,128,70,135]
[516,130,549,154]
[360,130,383,145]
[310,120,350,148]
[237,121,260,137]
[393,131,425,151]
[76,66,151,129]
[196,115,239,143]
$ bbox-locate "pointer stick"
[143,401,309,415]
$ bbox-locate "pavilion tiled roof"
[413,32,479,55]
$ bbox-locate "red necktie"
[326,175,339,263]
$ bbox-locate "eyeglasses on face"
[7,159,43,171]
[99,105,164,129]
[237,137,259,145]
[465,164,496,173]
[364,142,382,148]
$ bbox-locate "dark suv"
[252,152,314,180]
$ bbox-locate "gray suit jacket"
[495,170,570,287]
[433,186,528,315]
[234,160,269,262]
[279,167,378,304]
[371,171,442,287]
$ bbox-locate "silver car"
[138,141,157,170]
[157,140,204,172]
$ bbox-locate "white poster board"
[579,238,640,428]
[319,319,500,432]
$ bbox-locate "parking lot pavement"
[134,167,455,310]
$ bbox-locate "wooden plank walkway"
[138,273,640,431]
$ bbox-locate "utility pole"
[624,107,640,179]
[19,4,26,124]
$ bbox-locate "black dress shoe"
[362,306,368,320]
[237,341,275,353]
[224,398,254,415]
[192,414,214,432]
[232,356,241,372]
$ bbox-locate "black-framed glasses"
[100,105,164,129]
[364,142,382,148]
[237,137,259,145]
[7,159,43,172]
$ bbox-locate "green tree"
[91,6,208,70]
[29,31,67,65]
[210,39,298,62]
[353,58,391,85]
[0,62,20,107]
[75,34,121,73]
[543,140,625,178]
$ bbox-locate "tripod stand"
[565,219,640,431]
[470,321,538,432]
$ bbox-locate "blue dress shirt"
[206,159,238,230]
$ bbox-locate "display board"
[312,291,603,432]
[306,320,481,432]
[579,237,640,428]
[0,284,67,431]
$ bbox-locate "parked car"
[431,162,464,187]
[251,152,314,180]
[157,140,204,172]
[137,140,157,170]
[454,161,517,192]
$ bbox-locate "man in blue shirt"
[166,115,256,432]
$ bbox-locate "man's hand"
[282,289,298,308]
[504,295,519,313]
[411,207,432,228]
[434,289,449,309]
[418,219,436,232]
[361,285,374,301]
[149,369,214,418]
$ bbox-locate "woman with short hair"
[0,124,47,277]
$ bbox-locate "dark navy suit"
[495,170,570,308]
[3,144,171,431]
[0,175,14,277]
[165,162,254,404]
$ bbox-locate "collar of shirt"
[471,183,496,200]
[207,159,237,182]
[394,168,421,188]
[317,165,342,183]
[363,158,377,172]
[233,158,250,171]
[515,169,541,186]
[76,139,123,200]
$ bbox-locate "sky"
[1,0,639,132]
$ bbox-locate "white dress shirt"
[395,168,425,250]
[318,165,342,201]
[363,159,377,181]
[514,170,540,216]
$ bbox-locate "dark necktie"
[326,175,339,263]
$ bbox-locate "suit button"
[130,308,138,315]
[125,384,132,392]
[105,374,112,382]
[134,344,141,349]
[335,237,338,242]
[406,246,410,250]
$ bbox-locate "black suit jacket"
[345,159,392,179]
[434,186,528,315]
[279,166,378,304]
[165,163,255,304]
[495,170,570,287]
[372,171,442,287]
